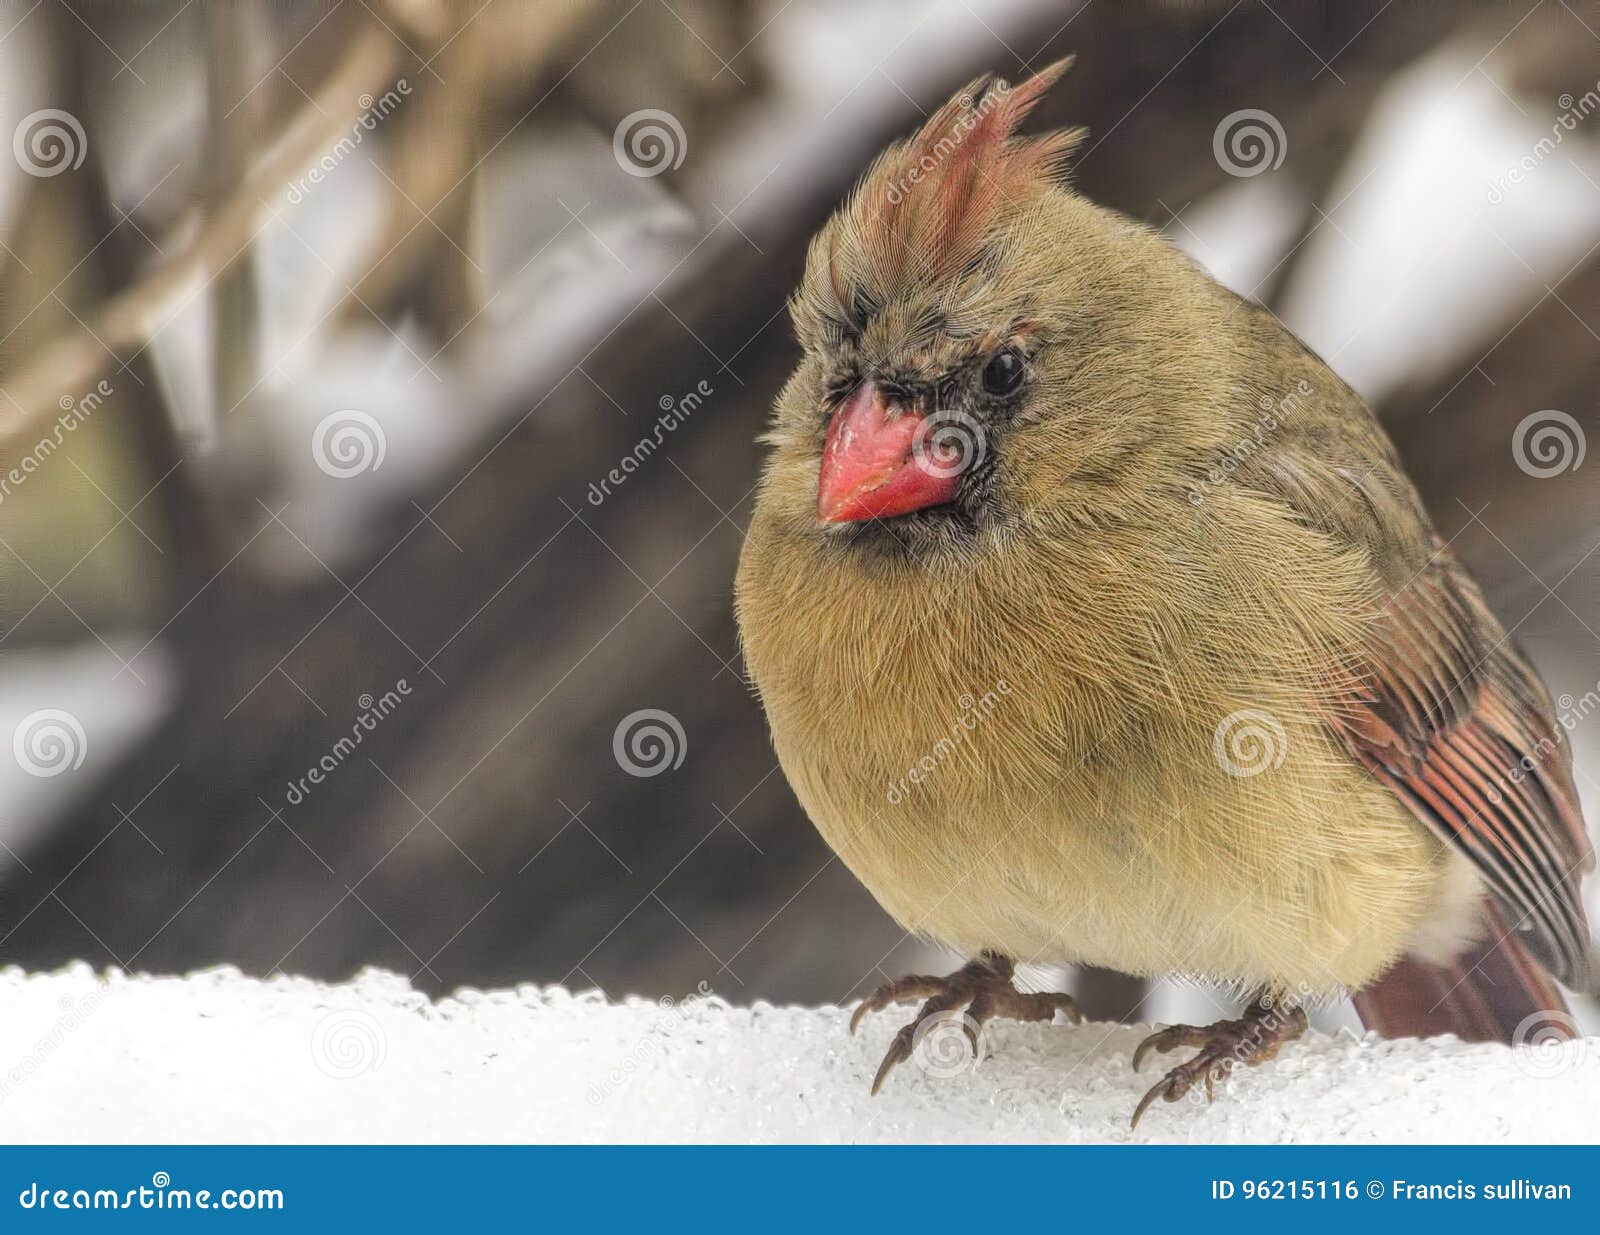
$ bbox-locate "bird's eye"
[980,348,1025,396]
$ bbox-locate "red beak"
[816,382,961,524]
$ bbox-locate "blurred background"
[0,0,1595,1038]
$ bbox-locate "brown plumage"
[734,58,1595,1123]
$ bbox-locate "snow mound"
[0,965,1593,1143]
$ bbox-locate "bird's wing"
[1328,556,1595,991]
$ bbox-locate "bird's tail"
[1353,901,1576,1045]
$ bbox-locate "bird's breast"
[735,509,1450,993]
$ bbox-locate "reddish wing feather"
[1332,559,1595,991]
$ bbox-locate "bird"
[733,56,1597,1128]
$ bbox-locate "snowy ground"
[0,966,1594,1143]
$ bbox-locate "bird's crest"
[815,56,1084,332]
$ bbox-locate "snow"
[1,965,1594,1144]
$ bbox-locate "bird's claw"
[1129,1001,1307,1130]
[848,975,948,1036]
[869,1023,918,1095]
[849,952,1079,1095]
[1131,1022,1213,1073]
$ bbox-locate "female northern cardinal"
[734,58,1595,1126]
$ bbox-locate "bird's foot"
[850,951,1080,1095]
[1129,996,1308,1129]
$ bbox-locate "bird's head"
[763,56,1236,564]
